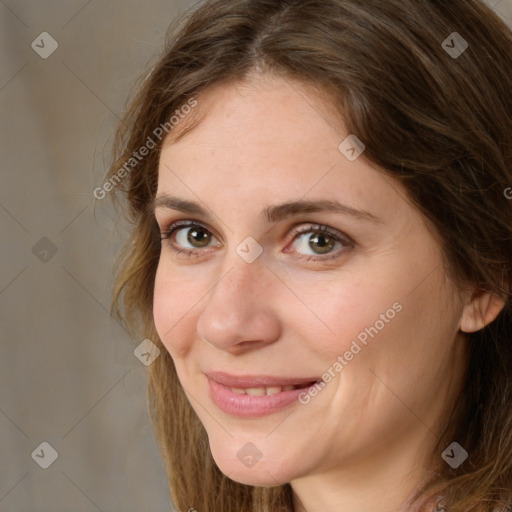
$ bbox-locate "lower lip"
[207,377,319,417]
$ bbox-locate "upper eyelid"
[160,219,353,246]
[160,219,219,239]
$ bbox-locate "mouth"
[227,380,319,396]
[204,370,321,388]
[204,371,323,417]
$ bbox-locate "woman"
[103,0,512,510]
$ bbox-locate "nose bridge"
[214,232,270,298]
[196,248,282,350]
[207,249,267,317]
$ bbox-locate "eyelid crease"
[159,219,352,243]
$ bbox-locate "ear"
[459,288,506,333]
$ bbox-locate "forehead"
[163,73,343,150]
[156,74,403,220]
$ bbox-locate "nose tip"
[194,253,285,353]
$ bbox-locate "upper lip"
[205,371,320,388]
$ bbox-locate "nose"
[196,255,282,354]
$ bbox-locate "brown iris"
[308,233,335,254]
[187,226,211,248]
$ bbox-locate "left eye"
[290,230,343,256]
[285,225,353,260]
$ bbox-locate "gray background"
[1,1,511,511]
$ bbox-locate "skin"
[152,72,504,512]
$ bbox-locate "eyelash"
[159,219,354,262]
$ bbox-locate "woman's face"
[152,73,468,490]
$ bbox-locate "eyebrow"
[152,194,383,224]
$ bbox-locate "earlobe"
[459,289,506,333]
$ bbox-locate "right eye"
[160,220,221,256]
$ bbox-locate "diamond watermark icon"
[134,339,161,366]
[32,441,58,469]
[442,32,468,59]
[237,442,263,468]
[441,441,468,469]
[32,237,58,263]
[31,32,59,59]
[236,236,263,263]
[339,134,366,161]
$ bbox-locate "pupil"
[309,233,333,254]
[189,228,209,247]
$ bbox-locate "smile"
[204,371,321,417]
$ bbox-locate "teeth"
[245,387,266,396]
[229,384,300,395]
[266,386,285,395]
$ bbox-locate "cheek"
[153,262,169,331]
[152,261,200,358]
[300,274,404,361]
[308,258,457,383]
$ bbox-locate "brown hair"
[103,0,512,510]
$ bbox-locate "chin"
[219,465,289,487]
[210,446,299,487]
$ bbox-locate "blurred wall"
[0,1,200,511]
[1,1,511,511]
